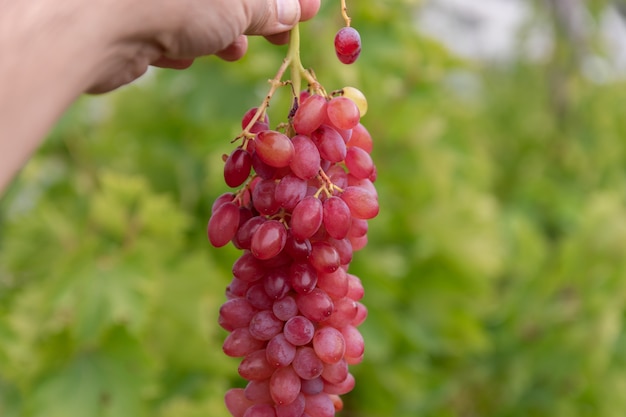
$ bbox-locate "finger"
[152,57,195,69]
[245,0,301,36]
[299,0,321,21]
[216,35,249,61]
[264,32,290,45]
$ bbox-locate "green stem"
[287,24,303,101]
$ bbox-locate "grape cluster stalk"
[207,11,375,417]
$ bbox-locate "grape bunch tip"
[207,5,377,417]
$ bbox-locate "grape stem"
[340,0,351,27]
[236,23,326,147]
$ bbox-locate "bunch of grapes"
[206,5,374,417]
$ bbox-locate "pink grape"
[289,262,318,294]
[296,288,334,322]
[275,174,307,211]
[272,295,299,321]
[269,366,301,405]
[327,97,360,130]
[266,333,297,367]
[312,326,346,364]
[289,135,321,180]
[207,202,240,247]
[224,148,253,187]
[293,94,328,135]
[290,196,323,240]
[346,123,373,153]
[304,392,335,417]
[276,392,305,417]
[241,107,269,129]
[223,327,265,357]
[292,347,324,380]
[340,186,379,220]
[255,130,295,168]
[311,125,347,163]
[219,298,258,331]
[334,27,362,65]
[284,315,315,346]
[243,404,277,417]
[238,349,275,381]
[246,283,274,310]
[251,220,287,260]
[322,197,352,240]
[249,310,284,341]
[225,388,254,417]
[345,146,374,180]
[232,252,265,282]
[244,379,272,404]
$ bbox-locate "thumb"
[244,0,301,36]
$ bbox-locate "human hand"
[88,0,320,93]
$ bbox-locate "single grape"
[290,196,323,240]
[224,388,254,417]
[275,392,305,417]
[346,123,373,153]
[252,179,281,216]
[304,392,335,417]
[242,404,277,417]
[238,349,275,381]
[269,366,301,405]
[219,298,259,331]
[289,135,321,180]
[312,326,346,364]
[255,130,295,168]
[283,315,315,346]
[292,346,324,380]
[345,146,374,180]
[321,358,349,384]
[293,94,328,135]
[244,379,272,404]
[311,125,347,163]
[232,252,265,283]
[340,186,379,220]
[309,241,341,273]
[207,202,241,248]
[275,174,307,211]
[300,376,324,395]
[289,261,318,294]
[266,333,297,367]
[296,288,334,322]
[246,283,274,310]
[326,97,360,130]
[250,220,287,260]
[322,196,352,240]
[334,27,362,65]
[263,266,291,300]
[224,148,252,188]
[249,310,284,341]
[223,327,266,357]
[272,294,299,321]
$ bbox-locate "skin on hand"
[0,0,320,192]
[88,0,321,93]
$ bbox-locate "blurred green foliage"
[3,1,626,416]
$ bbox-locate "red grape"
[334,27,362,65]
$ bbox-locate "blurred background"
[3,0,626,416]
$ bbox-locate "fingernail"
[277,0,299,25]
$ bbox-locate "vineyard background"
[3,1,626,416]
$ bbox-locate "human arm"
[0,0,319,192]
